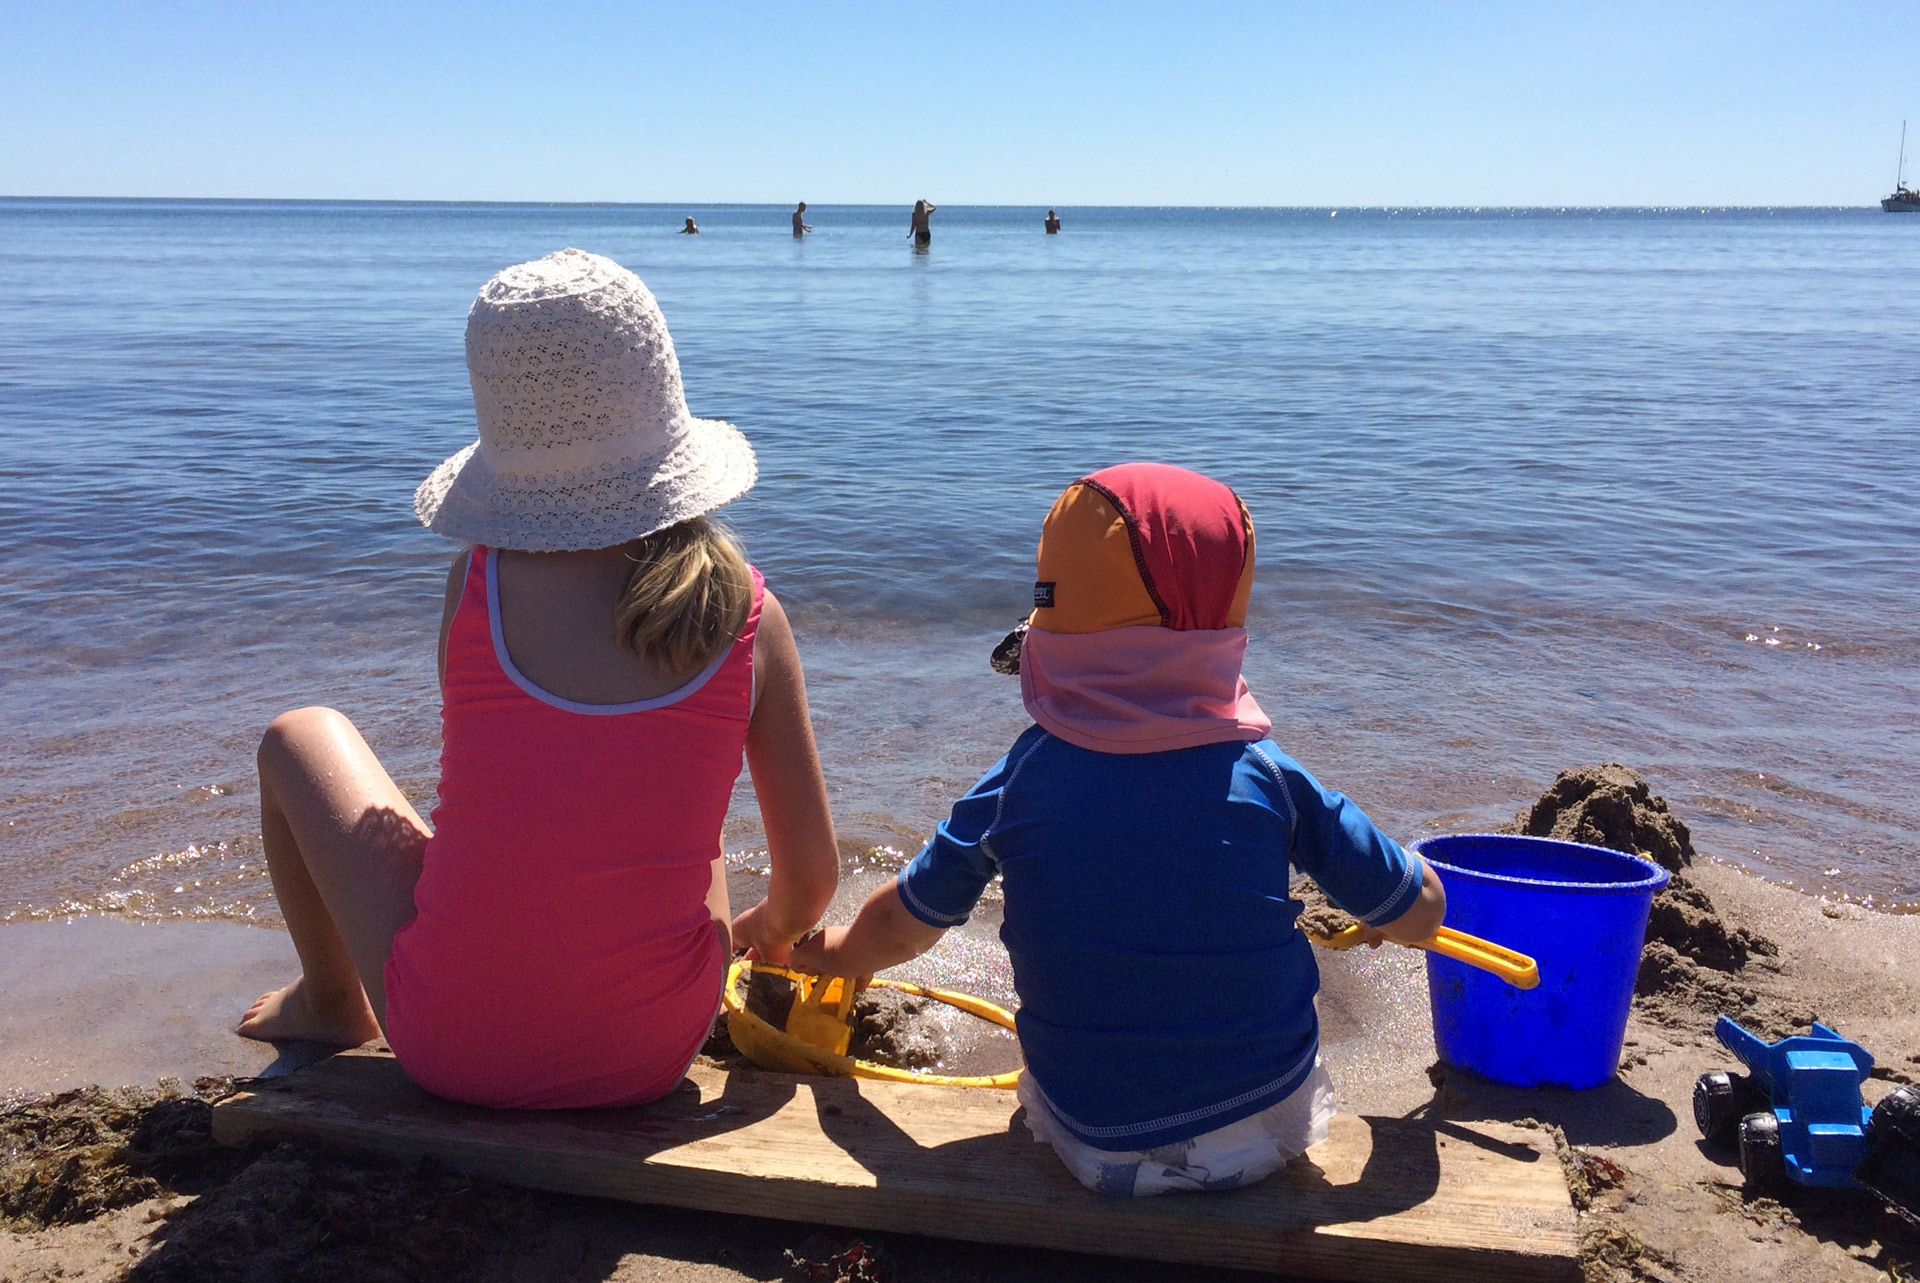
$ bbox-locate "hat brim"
[413,415,758,551]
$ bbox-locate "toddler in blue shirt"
[793,462,1445,1195]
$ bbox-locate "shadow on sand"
[1413,1060,1679,1147]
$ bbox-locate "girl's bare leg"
[237,706,428,1046]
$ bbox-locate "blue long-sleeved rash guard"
[898,727,1421,1150]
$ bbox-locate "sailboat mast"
[1901,121,1909,190]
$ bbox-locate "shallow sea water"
[2,200,1917,934]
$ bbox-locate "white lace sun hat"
[414,248,757,551]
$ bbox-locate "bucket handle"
[1309,924,1540,990]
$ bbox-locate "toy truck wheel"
[1694,1071,1762,1146]
[1866,1084,1920,1147]
[1858,1084,1920,1224]
[1738,1112,1786,1192]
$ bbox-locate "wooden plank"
[213,1048,1578,1282]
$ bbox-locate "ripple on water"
[2,202,1917,931]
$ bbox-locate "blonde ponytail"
[614,517,753,674]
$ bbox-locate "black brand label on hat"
[1033,581,1056,608]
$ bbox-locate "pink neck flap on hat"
[1020,625,1270,754]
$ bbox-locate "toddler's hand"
[787,926,872,989]
[1355,924,1388,949]
[788,925,843,974]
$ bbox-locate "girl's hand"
[731,899,799,964]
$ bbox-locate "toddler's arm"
[732,591,839,960]
[792,736,1022,979]
[1260,748,1445,943]
[1358,856,1446,946]
[790,881,946,978]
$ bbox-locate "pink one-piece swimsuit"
[383,545,762,1109]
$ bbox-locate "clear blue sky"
[5,1,1915,205]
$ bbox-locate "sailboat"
[1884,121,1919,212]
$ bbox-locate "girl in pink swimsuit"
[237,249,839,1109]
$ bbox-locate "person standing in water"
[1045,209,1061,234]
[679,216,699,235]
[909,199,936,247]
[792,202,811,236]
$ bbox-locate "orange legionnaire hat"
[1029,462,1256,635]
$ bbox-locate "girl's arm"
[731,590,839,961]
[436,548,470,689]
[789,879,945,979]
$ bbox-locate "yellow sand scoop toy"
[723,958,1021,1089]
[1306,923,1539,989]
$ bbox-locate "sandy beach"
[4,771,1917,1283]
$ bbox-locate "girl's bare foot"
[237,976,381,1046]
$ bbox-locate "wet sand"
[0,918,311,1100]
[4,861,1918,1281]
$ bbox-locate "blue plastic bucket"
[1410,834,1670,1089]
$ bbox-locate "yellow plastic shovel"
[1308,923,1540,990]
[723,959,1021,1089]
[783,970,857,1057]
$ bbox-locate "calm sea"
[3,199,1917,931]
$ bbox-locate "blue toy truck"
[1693,1017,1874,1190]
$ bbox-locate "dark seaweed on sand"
[1,1081,244,1229]
[0,1078,535,1282]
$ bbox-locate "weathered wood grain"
[213,1048,1578,1281]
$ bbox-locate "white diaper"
[1018,1058,1336,1197]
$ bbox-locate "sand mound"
[1647,875,1776,973]
[1507,764,1776,1026]
[1637,889,1771,1022]
[1510,762,1694,873]
[1635,941,1762,1017]
[848,989,943,1071]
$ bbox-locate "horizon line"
[0,195,1888,212]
